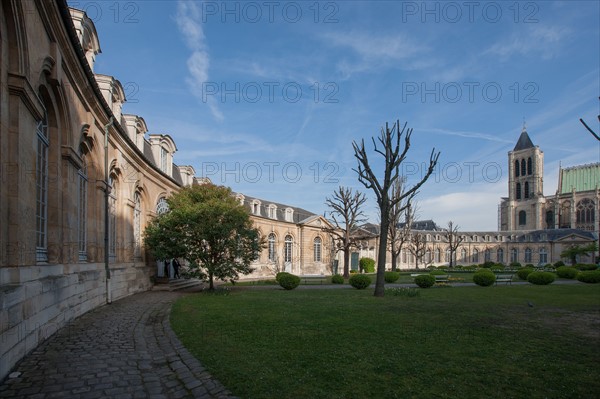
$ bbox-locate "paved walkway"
[0,292,236,399]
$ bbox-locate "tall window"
[539,248,548,264]
[520,159,526,176]
[268,233,276,261]
[576,199,595,229]
[516,183,521,200]
[268,205,276,219]
[78,160,88,261]
[445,248,451,262]
[109,176,117,261]
[545,211,554,229]
[497,248,504,263]
[285,208,293,222]
[134,192,141,258]
[284,235,293,263]
[515,160,520,177]
[460,248,467,262]
[314,237,322,262]
[519,210,527,225]
[160,147,168,173]
[156,197,169,214]
[472,249,479,263]
[484,249,491,262]
[435,248,441,263]
[524,182,530,199]
[527,157,532,175]
[511,248,518,263]
[36,113,49,262]
[524,248,532,263]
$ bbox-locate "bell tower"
[507,124,544,230]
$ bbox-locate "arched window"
[511,248,518,263]
[524,182,529,199]
[524,248,532,263]
[314,237,322,262]
[108,175,117,261]
[484,249,491,262]
[559,201,571,228]
[545,210,554,229]
[515,160,520,177]
[156,197,169,214]
[285,208,294,222]
[134,192,142,258]
[78,159,88,261]
[284,235,293,263]
[268,204,277,219]
[527,157,532,175]
[516,183,521,200]
[539,248,548,264]
[36,112,49,262]
[519,210,526,225]
[445,248,451,262]
[576,199,595,229]
[460,248,467,262]
[497,248,504,263]
[435,248,441,263]
[425,249,432,264]
[520,159,526,176]
[268,233,276,262]
[472,249,479,263]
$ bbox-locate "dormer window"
[252,200,261,216]
[285,208,294,222]
[160,147,168,173]
[236,194,245,206]
[268,204,277,219]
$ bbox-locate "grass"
[171,285,600,399]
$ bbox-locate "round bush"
[517,268,534,280]
[349,274,371,289]
[490,264,505,271]
[331,274,344,284]
[278,273,301,290]
[359,257,375,273]
[527,271,556,285]
[415,274,435,288]
[275,272,291,283]
[473,270,496,287]
[576,263,598,271]
[553,260,565,267]
[509,262,522,269]
[481,261,495,268]
[576,270,600,284]
[384,271,400,283]
[556,266,579,279]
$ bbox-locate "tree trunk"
[209,272,214,290]
[343,248,350,278]
[375,207,390,297]
[391,250,397,271]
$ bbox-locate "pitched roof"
[237,193,317,224]
[513,129,535,151]
[559,163,600,194]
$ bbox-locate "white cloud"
[175,1,222,121]
[485,25,570,61]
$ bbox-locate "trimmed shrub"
[385,287,420,297]
[278,273,301,290]
[525,264,534,268]
[473,270,496,287]
[276,272,291,283]
[556,266,579,279]
[359,257,375,273]
[553,260,565,267]
[482,261,495,268]
[509,262,522,269]
[576,270,600,284]
[527,271,556,285]
[349,274,371,289]
[437,266,449,270]
[415,274,435,288]
[350,269,358,274]
[517,267,534,280]
[384,271,400,283]
[331,274,344,284]
[490,264,505,271]
[576,263,598,271]
[430,270,447,276]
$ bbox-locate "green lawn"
[171,285,600,399]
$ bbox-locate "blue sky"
[68,0,599,230]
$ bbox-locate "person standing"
[172,258,181,279]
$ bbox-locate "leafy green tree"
[560,243,599,265]
[144,184,263,289]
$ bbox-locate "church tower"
[506,125,545,230]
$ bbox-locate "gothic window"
[519,210,527,225]
[559,201,571,228]
[497,248,504,263]
[36,112,49,262]
[78,159,88,261]
[545,210,554,229]
[511,248,518,263]
[515,160,520,177]
[527,157,532,175]
[314,237,322,262]
[134,192,141,258]
[524,248,532,263]
[516,183,521,200]
[156,197,169,214]
[576,199,595,229]
[539,248,548,264]
[520,159,526,176]
[268,233,276,262]
[284,235,293,263]
[524,182,530,199]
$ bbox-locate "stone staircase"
[152,278,204,292]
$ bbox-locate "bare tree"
[388,182,417,271]
[353,120,440,297]
[323,186,367,278]
[446,221,464,268]
[580,97,600,141]
[409,232,427,269]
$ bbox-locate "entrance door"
[351,252,359,271]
